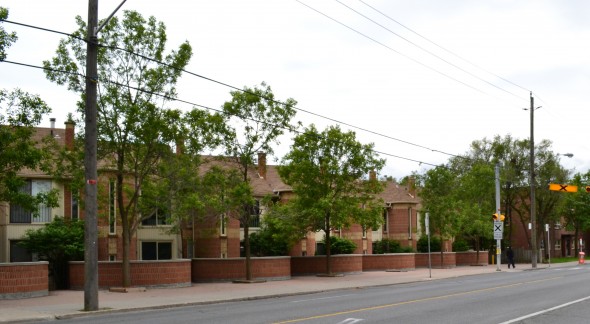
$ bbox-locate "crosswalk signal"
[492,213,505,221]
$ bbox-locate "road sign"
[493,221,503,240]
[549,183,578,192]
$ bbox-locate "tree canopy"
[43,10,223,287]
[279,124,385,274]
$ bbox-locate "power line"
[2,59,443,169]
[2,18,469,161]
[294,0,491,97]
[334,0,525,100]
[356,0,530,94]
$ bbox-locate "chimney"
[369,170,376,182]
[257,152,267,179]
[65,120,75,150]
[408,176,416,197]
[50,118,56,136]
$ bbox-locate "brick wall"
[69,260,191,289]
[291,255,363,276]
[455,251,489,266]
[415,252,456,268]
[362,254,415,271]
[0,262,48,299]
[191,257,291,282]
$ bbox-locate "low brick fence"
[456,251,489,266]
[362,253,416,271]
[291,255,363,276]
[415,252,456,268]
[191,257,291,282]
[0,262,49,299]
[69,259,191,289]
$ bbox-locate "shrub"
[417,235,441,253]
[318,236,357,255]
[452,239,470,252]
[373,239,405,254]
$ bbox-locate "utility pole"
[84,0,99,311]
[495,163,502,271]
[529,91,537,268]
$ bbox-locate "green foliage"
[373,239,413,254]
[249,226,290,257]
[417,235,441,253]
[279,124,385,264]
[0,7,18,61]
[320,236,356,255]
[0,88,59,213]
[452,239,470,252]
[18,217,84,289]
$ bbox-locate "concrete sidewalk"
[0,263,563,323]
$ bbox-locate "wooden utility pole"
[84,0,99,311]
[529,92,537,268]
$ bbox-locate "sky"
[1,0,589,181]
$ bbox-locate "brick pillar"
[65,121,75,151]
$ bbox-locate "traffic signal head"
[492,213,505,221]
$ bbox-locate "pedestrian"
[507,247,515,269]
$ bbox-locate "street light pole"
[529,92,537,268]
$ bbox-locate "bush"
[452,239,470,252]
[417,235,441,253]
[373,239,408,254]
[318,236,356,255]
[249,230,289,257]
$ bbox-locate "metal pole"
[84,0,99,311]
[530,92,538,268]
[426,213,431,279]
[495,163,502,271]
[546,224,551,267]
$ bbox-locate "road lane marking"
[499,295,590,324]
[273,276,563,324]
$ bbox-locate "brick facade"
[0,262,49,299]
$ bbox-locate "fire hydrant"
[579,252,585,265]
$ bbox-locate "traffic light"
[492,213,505,221]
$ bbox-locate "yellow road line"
[273,276,563,323]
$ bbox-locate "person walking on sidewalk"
[507,247,515,268]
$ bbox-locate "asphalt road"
[53,264,590,324]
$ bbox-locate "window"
[362,226,367,239]
[382,209,389,232]
[141,241,172,260]
[9,180,52,223]
[10,240,34,262]
[141,207,170,226]
[241,200,260,228]
[71,191,79,219]
[408,207,413,239]
[555,239,561,250]
[109,255,116,261]
[220,214,227,236]
[109,180,116,235]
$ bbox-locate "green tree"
[279,124,385,275]
[220,82,298,281]
[0,7,18,61]
[43,10,222,287]
[19,217,84,289]
[558,171,590,256]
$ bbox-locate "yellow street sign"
[549,183,578,192]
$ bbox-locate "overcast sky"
[1,0,589,180]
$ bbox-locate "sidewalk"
[0,263,568,323]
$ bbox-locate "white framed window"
[141,207,170,226]
[220,214,227,236]
[9,180,52,223]
[382,209,389,233]
[555,239,561,250]
[408,207,413,239]
[141,241,172,260]
[71,190,79,219]
[109,180,116,235]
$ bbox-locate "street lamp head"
[560,153,574,158]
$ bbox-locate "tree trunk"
[325,213,332,275]
[244,219,252,281]
[122,224,131,287]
